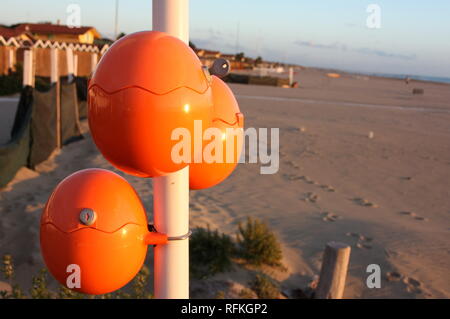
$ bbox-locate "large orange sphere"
[189,76,244,189]
[88,31,213,177]
[40,169,150,295]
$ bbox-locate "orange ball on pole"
[189,76,244,189]
[40,168,166,295]
[88,31,214,178]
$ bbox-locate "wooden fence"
[0,36,109,77]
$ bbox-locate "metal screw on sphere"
[209,58,230,78]
[79,208,97,226]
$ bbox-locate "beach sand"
[0,68,449,298]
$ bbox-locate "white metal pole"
[152,0,189,43]
[152,0,190,299]
[73,54,78,77]
[51,48,62,149]
[153,167,189,299]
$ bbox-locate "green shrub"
[1,254,25,299]
[0,254,153,299]
[190,226,235,279]
[249,274,280,299]
[237,217,283,267]
[131,265,152,299]
[215,290,225,299]
[57,265,153,299]
[0,218,285,299]
[30,268,53,299]
[238,288,256,299]
[58,285,86,299]
[1,254,14,280]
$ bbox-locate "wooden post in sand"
[23,49,34,87]
[73,54,78,78]
[289,66,294,86]
[51,48,61,149]
[315,241,351,299]
[66,48,74,82]
[90,53,98,74]
[7,47,15,73]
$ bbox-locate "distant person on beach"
[405,76,411,84]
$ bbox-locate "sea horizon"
[353,71,450,84]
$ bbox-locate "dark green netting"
[0,79,85,187]
[61,81,82,145]
[0,86,33,188]
[74,77,88,119]
[28,85,57,168]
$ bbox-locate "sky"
[1,0,449,77]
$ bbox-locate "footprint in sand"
[399,211,428,222]
[353,197,378,208]
[403,277,421,287]
[386,272,423,294]
[321,212,341,222]
[355,242,373,249]
[303,192,319,203]
[285,126,300,133]
[399,211,415,216]
[287,174,336,194]
[386,271,402,282]
[283,173,303,181]
[284,159,300,169]
[403,277,422,293]
[319,184,336,192]
[346,232,373,249]
[349,233,373,242]
[300,176,317,185]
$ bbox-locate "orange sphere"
[88,31,213,177]
[189,76,244,189]
[40,169,160,295]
